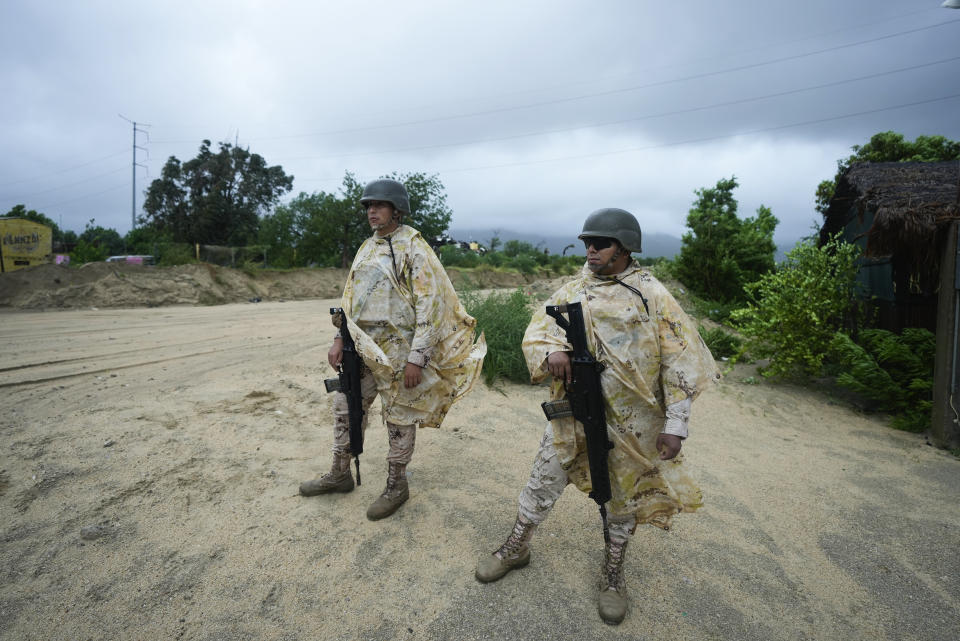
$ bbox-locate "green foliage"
[698,325,742,360]
[503,239,537,257]
[673,176,778,304]
[143,140,294,246]
[683,287,742,323]
[437,245,480,268]
[815,131,960,214]
[437,240,582,277]
[69,238,108,263]
[826,328,935,432]
[509,254,538,274]
[385,170,453,241]
[122,225,200,266]
[259,171,453,268]
[461,288,535,385]
[68,218,124,262]
[729,234,861,378]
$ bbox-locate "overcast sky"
[2,0,959,249]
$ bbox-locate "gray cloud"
[2,0,958,247]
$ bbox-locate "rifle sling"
[611,277,650,315]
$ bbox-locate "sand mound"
[0,263,567,310]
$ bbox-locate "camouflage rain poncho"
[521,261,719,526]
[338,224,486,428]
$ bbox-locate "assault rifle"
[540,301,614,542]
[323,307,364,485]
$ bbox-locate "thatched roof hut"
[820,161,960,291]
[822,161,960,448]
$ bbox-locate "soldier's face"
[366,201,398,232]
[584,237,622,274]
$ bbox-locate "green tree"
[259,173,365,268]
[79,219,125,255]
[68,219,124,263]
[143,140,294,246]
[124,224,191,266]
[729,234,862,378]
[260,171,454,268]
[815,131,960,214]
[386,170,453,241]
[673,177,778,304]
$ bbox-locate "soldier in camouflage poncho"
[476,208,718,625]
[299,179,486,521]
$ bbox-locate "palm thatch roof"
[820,161,960,281]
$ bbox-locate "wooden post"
[931,220,960,449]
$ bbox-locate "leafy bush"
[437,245,480,268]
[698,325,742,360]
[506,254,537,274]
[729,234,861,377]
[69,237,108,264]
[461,288,534,385]
[826,328,935,432]
[673,176,778,304]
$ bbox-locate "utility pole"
[119,114,150,231]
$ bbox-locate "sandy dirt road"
[1,299,959,641]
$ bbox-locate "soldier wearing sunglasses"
[476,208,719,625]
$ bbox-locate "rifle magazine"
[541,399,573,420]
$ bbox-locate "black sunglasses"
[582,237,616,251]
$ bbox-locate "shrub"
[698,325,742,360]
[438,245,480,268]
[69,238,108,264]
[827,328,935,432]
[506,254,537,274]
[462,288,534,385]
[729,234,861,378]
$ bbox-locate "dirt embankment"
[0,263,555,310]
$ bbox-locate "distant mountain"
[447,227,683,258]
[449,227,801,263]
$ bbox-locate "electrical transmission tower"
[119,114,150,231]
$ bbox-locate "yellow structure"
[0,218,53,273]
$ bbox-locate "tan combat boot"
[597,539,629,625]
[475,514,536,583]
[366,462,409,520]
[299,453,354,496]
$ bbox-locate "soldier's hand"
[657,433,682,460]
[546,351,572,385]
[404,362,423,388]
[328,337,344,369]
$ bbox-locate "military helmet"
[578,207,642,253]
[360,179,410,216]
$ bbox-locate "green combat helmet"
[360,179,410,216]
[578,208,642,253]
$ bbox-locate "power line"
[1,165,129,199]
[426,93,960,175]
[270,55,960,163]
[0,149,128,188]
[153,17,960,145]
[34,181,129,211]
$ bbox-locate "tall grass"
[462,288,535,385]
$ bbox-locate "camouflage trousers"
[331,366,416,464]
[518,424,636,544]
